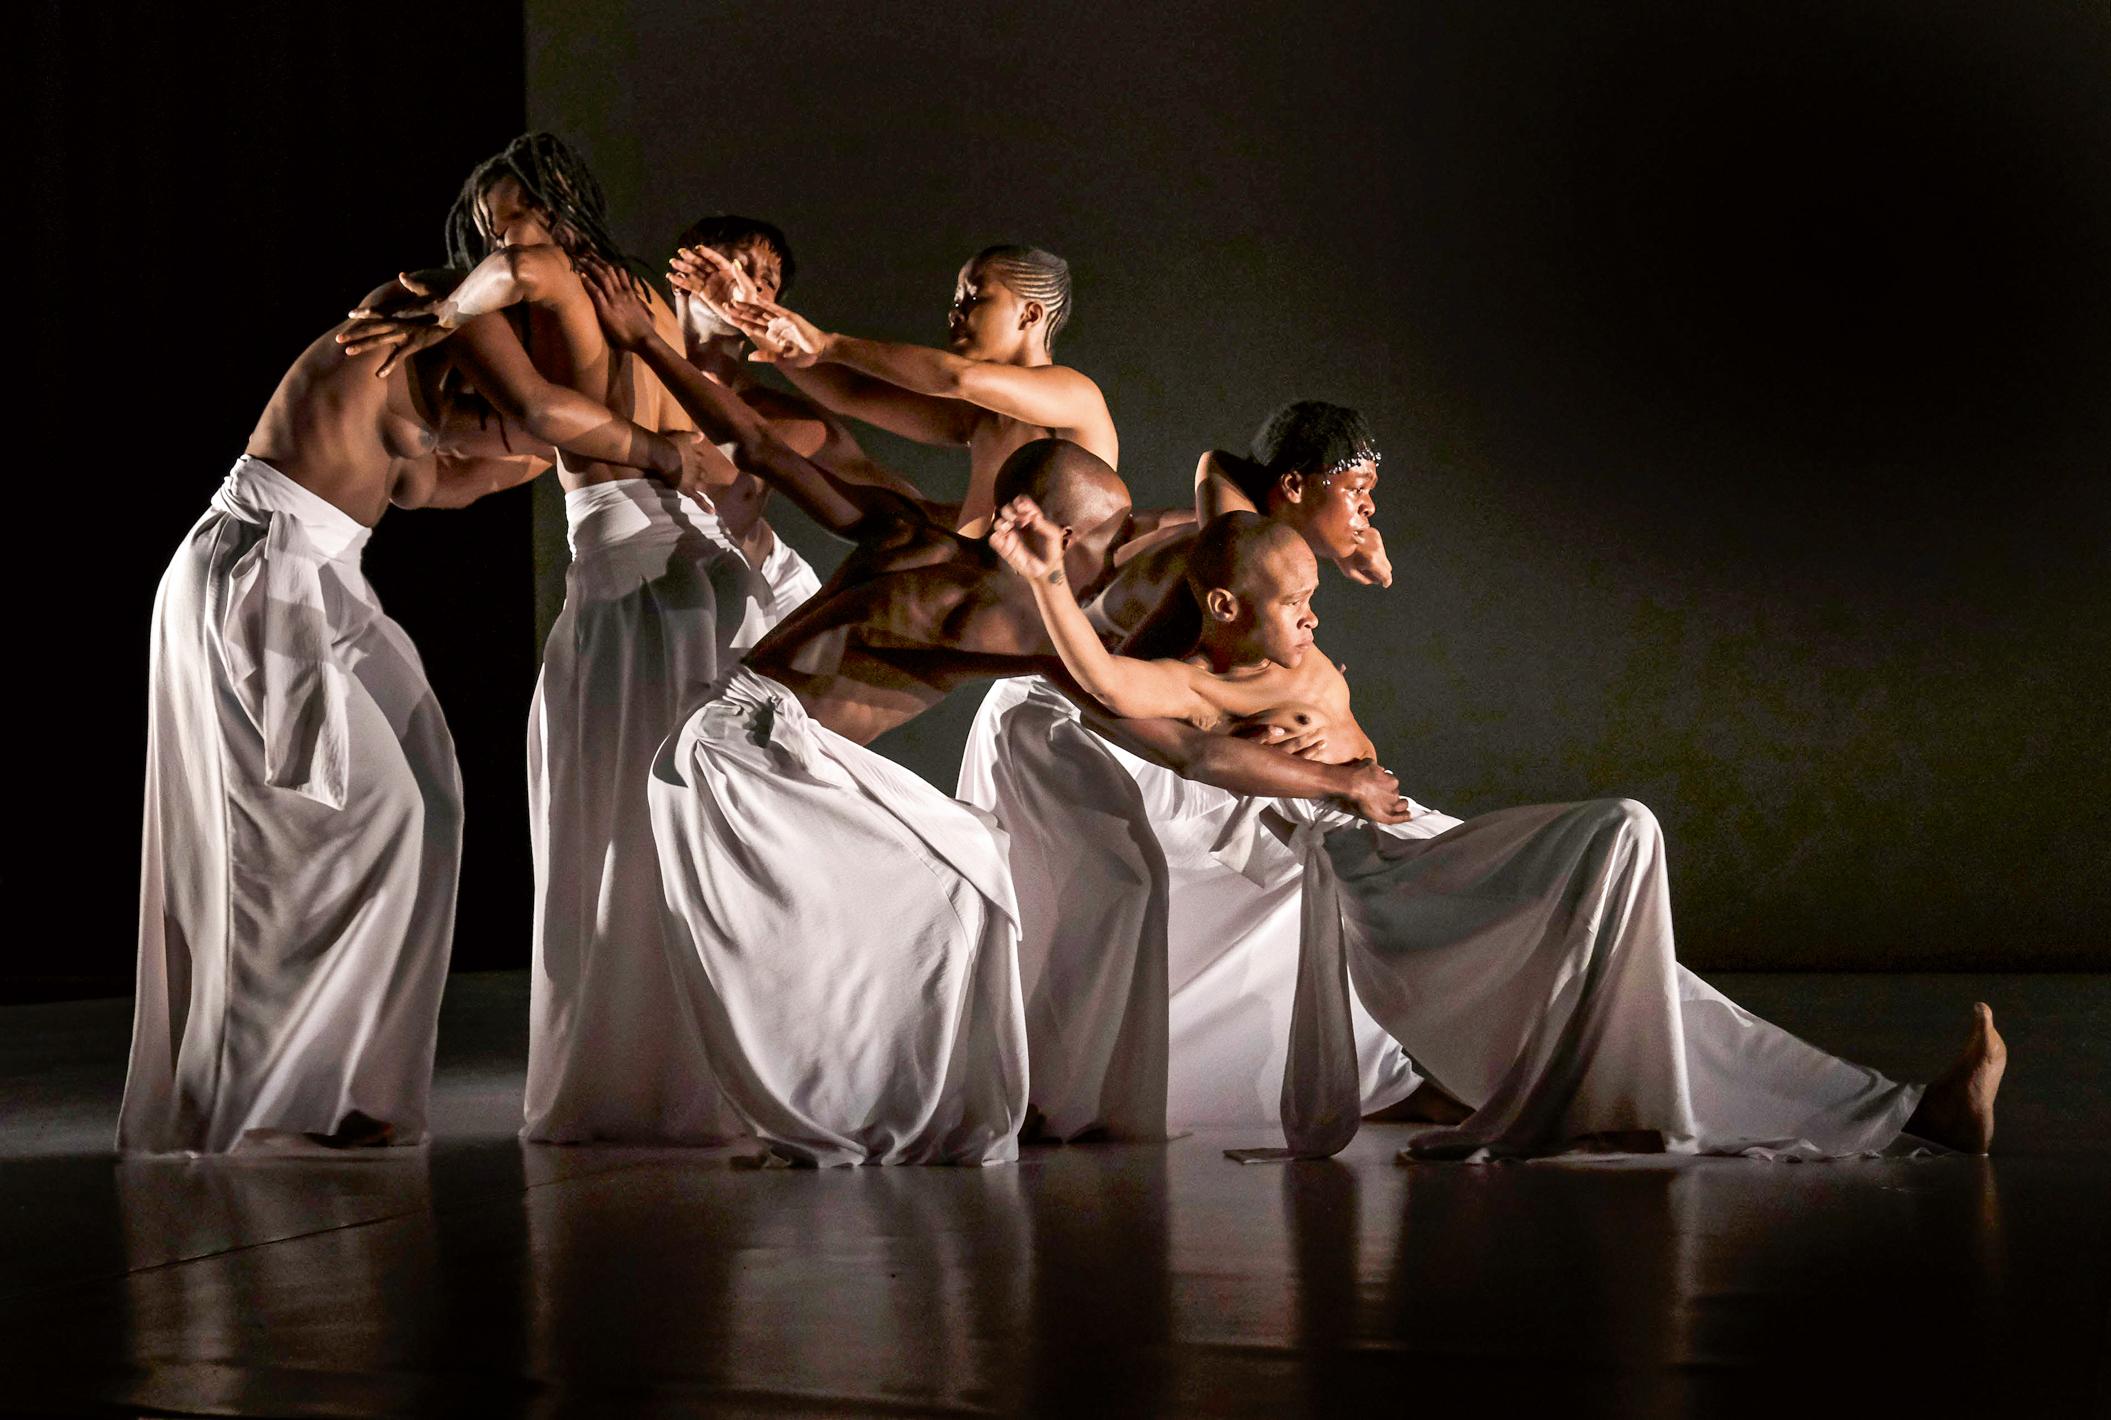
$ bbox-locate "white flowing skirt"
[119,457,461,1154]
[648,669,1028,1165]
[956,677,1430,1139]
[523,480,773,1144]
[1313,798,1925,1159]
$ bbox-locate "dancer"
[349,142,842,1144]
[577,266,1414,1165]
[118,250,716,1154]
[991,499,2007,1158]
[959,402,1450,1140]
[673,240,1117,532]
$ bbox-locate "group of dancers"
[118,132,2006,1165]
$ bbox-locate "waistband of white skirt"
[564,477,731,556]
[211,455,372,563]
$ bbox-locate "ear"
[1059,524,1075,549]
[1277,471,1308,505]
[1204,587,1240,623]
[1019,299,1045,332]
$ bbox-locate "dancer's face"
[1279,458,1379,561]
[476,176,568,253]
[1222,539,1321,669]
[948,260,1029,358]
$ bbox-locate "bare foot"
[1905,1003,2007,1154]
[1364,1079,1475,1126]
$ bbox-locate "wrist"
[647,431,680,475]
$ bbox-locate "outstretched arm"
[1068,696,1416,824]
[990,496,1213,723]
[668,246,975,447]
[583,259,932,536]
[444,312,692,479]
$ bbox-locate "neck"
[1196,633,1269,675]
[1062,525,1126,603]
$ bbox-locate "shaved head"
[1186,512,1312,602]
[992,438,1131,533]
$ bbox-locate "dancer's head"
[446,133,628,269]
[1238,400,1382,561]
[950,245,1072,361]
[673,214,795,337]
[992,439,1131,555]
[1187,512,1321,669]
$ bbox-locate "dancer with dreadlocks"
[343,138,816,1145]
[118,237,716,1154]
[675,241,1119,534]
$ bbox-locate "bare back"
[746,516,1061,744]
[518,260,693,489]
[245,287,453,525]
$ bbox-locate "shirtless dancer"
[577,265,1415,1165]
[341,139,814,1144]
[677,241,1118,532]
[959,402,1453,1141]
[993,502,2009,1158]
[118,231,713,1154]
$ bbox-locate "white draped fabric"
[119,457,461,1154]
[524,480,804,1143]
[648,668,1028,1165]
[1300,797,1925,1159]
[956,677,1428,1139]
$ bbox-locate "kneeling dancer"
[992,501,2007,1159]
[581,264,1411,1163]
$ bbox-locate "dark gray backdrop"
[528,0,2110,970]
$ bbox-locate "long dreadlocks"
[443,132,632,272]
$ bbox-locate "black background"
[20,2,2108,997]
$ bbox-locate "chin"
[1280,645,1309,669]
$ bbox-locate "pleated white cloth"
[648,667,1029,1165]
[1296,797,1925,1160]
[525,480,820,1143]
[119,456,462,1154]
[956,677,1429,1140]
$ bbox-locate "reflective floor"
[2,972,2106,1417]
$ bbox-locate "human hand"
[989,495,1067,583]
[1230,703,1332,760]
[668,245,821,364]
[669,431,734,507]
[1336,525,1393,587]
[578,256,659,351]
[339,271,461,378]
[1332,758,1414,824]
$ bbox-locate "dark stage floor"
[2,972,2106,1417]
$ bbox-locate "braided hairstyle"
[675,214,796,297]
[973,244,1072,349]
[444,132,631,271]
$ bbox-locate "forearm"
[1027,574,1189,718]
[821,333,974,399]
[437,248,537,323]
[1078,703,1360,802]
[516,385,675,475]
[413,453,551,509]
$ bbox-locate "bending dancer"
[674,240,1118,532]
[959,402,1455,1140]
[346,141,827,1144]
[992,500,2008,1158]
[577,267,1413,1165]
[119,250,713,1154]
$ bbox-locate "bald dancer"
[578,265,1415,1165]
[675,241,1118,533]
[994,501,2008,1159]
[959,403,1456,1140]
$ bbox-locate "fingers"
[397,271,432,296]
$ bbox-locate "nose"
[1301,607,1318,632]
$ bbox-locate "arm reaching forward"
[581,258,933,537]
[990,495,1215,724]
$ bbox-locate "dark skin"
[581,261,1414,823]
[248,274,707,527]
[336,177,733,505]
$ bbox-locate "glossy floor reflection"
[2,973,2107,1417]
